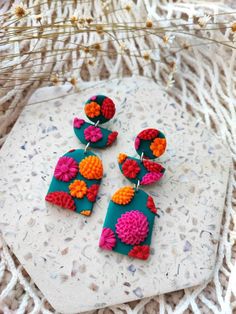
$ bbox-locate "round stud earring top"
[134,128,167,159]
[84,95,116,124]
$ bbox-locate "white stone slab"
[0,77,231,313]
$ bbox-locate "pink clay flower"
[141,172,163,185]
[84,126,103,142]
[115,210,149,245]
[54,156,78,182]
[73,117,85,129]
[99,228,116,250]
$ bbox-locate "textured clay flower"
[122,159,140,179]
[87,184,100,202]
[101,98,116,119]
[54,156,78,182]
[128,245,150,260]
[141,172,163,185]
[85,101,101,118]
[69,180,87,198]
[118,153,127,164]
[134,136,140,150]
[73,117,85,129]
[79,155,103,179]
[138,128,158,140]
[146,196,157,214]
[112,186,135,205]
[115,210,149,245]
[107,131,118,146]
[45,191,75,211]
[150,138,166,157]
[84,125,103,142]
[143,160,164,173]
[99,227,116,250]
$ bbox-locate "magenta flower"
[134,136,140,150]
[141,172,163,185]
[54,156,78,182]
[115,210,149,245]
[74,117,85,129]
[84,126,103,143]
[99,228,116,250]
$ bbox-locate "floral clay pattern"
[99,128,167,260]
[135,128,167,159]
[45,149,102,216]
[99,187,157,260]
[118,154,165,186]
[73,95,118,149]
[85,95,116,124]
[46,95,118,216]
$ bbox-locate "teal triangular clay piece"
[99,186,157,260]
[73,118,118,149]
[45,149,103,216]
[118,153,165,186]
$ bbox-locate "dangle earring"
[99,128,166,260]
[45,95,118,216]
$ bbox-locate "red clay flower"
[128,245,150,260]
[87,184,100,202]
[143,160,164,173]
[147,196,157,214]
[107,131,118,146]
[138,128,158,140]
[122,159,140,179]
[45,191,75,211]
[101,98,116,119]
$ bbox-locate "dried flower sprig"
[0,2,236,96]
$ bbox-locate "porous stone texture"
[0,77,231,313]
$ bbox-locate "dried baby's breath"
[231,22,236,32]
[124,3,132,12]
[143,52,150,61]
[146,19,153,28]
[0,2,235,92]
[12,3,28,18]
[198,14,211,27]
[70,15,78,25]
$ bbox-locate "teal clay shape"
[135,128,167,159]
[45,149,103,216]
[118,153,165,186]
[73,118,118,149]
[84,94,116,124]
[99,186,158,260]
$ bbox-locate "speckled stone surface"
[0,77,231,313]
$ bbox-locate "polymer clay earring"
[45,95,118,216]
[99,128,166,260]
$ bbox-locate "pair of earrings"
[45,95,167,260]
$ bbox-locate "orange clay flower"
[85,102,100,118]
[112,186,135,205]
[80,210,91,216]
[118,153,127,164]
[150,138,166,157]
[79,155,103,180]
[69,180,87,198]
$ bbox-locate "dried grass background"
[0,0,236,313]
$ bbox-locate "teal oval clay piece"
[84,94,116,124]
[118,153,165,185]
[99,186,157,260]
[45,149,103,216]
[134,128,167,159]
[73,118,118,148]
